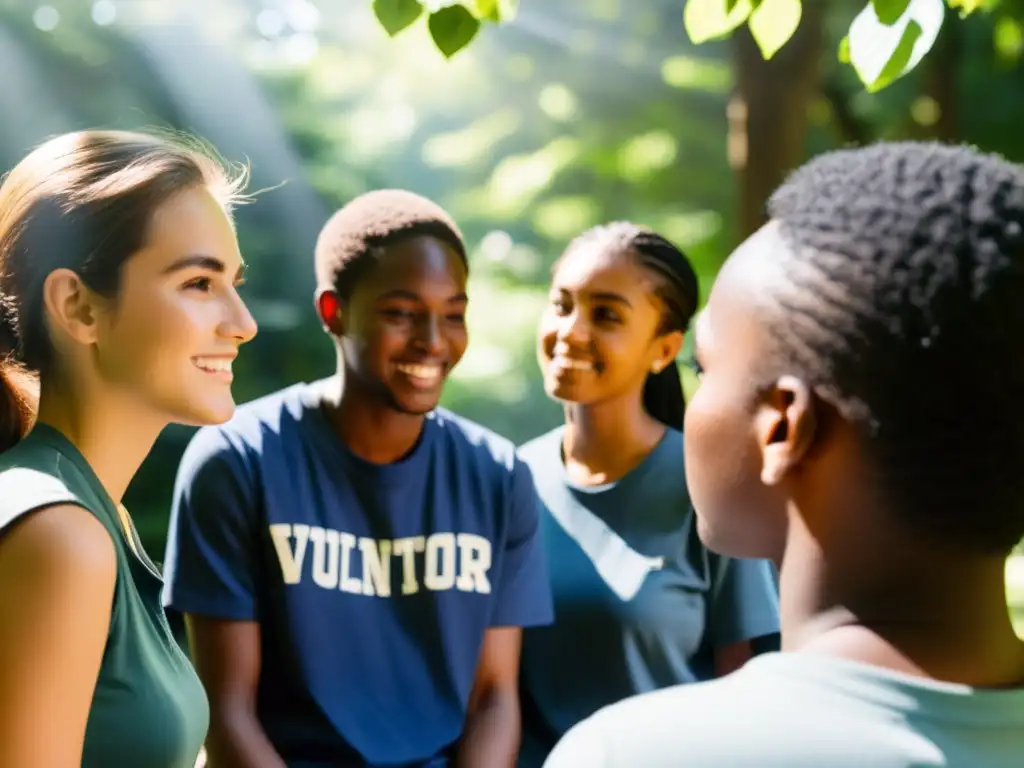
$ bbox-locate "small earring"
[651,362,663,374]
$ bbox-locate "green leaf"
[947,0,985,16]
[871,0,912,25]
[683,0,753,45]
[373,0,423,36]
[838,34,851,62]
[468,0,518,22]
[428,5,481,58]
[848,0,944,91]
[868,19,922,90]
[748,0,802,59]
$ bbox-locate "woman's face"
[92,184,257,426]
[538,244,681,407]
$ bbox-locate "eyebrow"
[376,289,468,303]
[588,290,632,308]
[162,254,247,281]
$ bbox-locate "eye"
[549,295,570,314]
[183,276,213,293]
[593,306,621,324]
[446,311,467,324]
[381,308,415,320]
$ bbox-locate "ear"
[314,288,345,336]
[650,329,684,375]
[41,268,103,347]
[756,375,817,486]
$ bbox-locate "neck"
[322,372,425,464]
[779,511,1024,688]
[561,390,664,484]
[35,378,165,504]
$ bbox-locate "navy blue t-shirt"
[162,381,554,767]
[517,427,780,767]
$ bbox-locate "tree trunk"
[729,2,824,240]
[922,9,960,141]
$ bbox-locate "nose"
[413,314,444,356]
[558,307,589,346]
[219,288,258,344]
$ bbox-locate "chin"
[695,511,743,558]
[390,391,442,417]
[697,510,778,561]
[173,396,238,427]
[545,378,586,405]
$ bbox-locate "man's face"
[334,235,468,416]
[683,223,792,559]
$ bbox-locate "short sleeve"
[161,426,259,621]
[488,458,554,628]
[0,468,79,534]
[706,554,780,647]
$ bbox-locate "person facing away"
[516,223,780,766]
[0,129,257,768]
[162,189,555,768]
[543,141,1024,767]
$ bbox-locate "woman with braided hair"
[545,143,1024,766]
[516,222,780,766]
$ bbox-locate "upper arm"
[163,427,259,621]
[0,504,116,766]
[489,459,553,628]
[706,554,780,648]
[186,614,262,714]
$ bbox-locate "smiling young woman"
[516,222,780,766]
[0,129,256,768]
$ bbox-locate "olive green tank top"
[0,424,209,767]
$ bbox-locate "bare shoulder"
[0,503,116,593]
[0,504,118,766]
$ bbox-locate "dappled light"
[0,0,1021,621]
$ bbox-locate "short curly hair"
[764,141,1024,555]
[314,189,466,299]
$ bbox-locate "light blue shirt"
[517,427,780,765]
[545,652,1024,767]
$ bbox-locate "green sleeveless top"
[0,424,209,767]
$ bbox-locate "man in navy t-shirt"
[162,190,554,767]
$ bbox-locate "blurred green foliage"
[0,0,1022,580]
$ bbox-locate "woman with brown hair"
[0,130,257,767]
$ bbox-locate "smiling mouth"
[551,355,594,372]
[193,356,234,381]
[395,363,443,389]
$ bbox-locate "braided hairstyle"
[764,141,1024,555]
[560,222,700,431]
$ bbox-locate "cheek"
[599,335,648,382]
[101,292,202,385]
[683,380,768,552]
[150,294,206,344]
[537,315,557,359]
[447,325,469,363]
[354,323,407,370]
